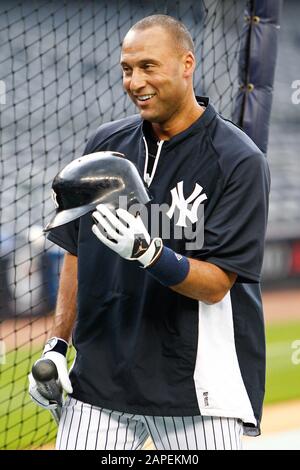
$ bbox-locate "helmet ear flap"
[44,151,151,232]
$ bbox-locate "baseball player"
[29,15,270,450]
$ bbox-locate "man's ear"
[182,52,196,78]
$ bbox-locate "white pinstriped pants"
[56,397,243,450]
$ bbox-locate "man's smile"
[134,93,156,103]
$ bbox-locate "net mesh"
[0,0,246,449]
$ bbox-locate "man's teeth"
[137,94,155,101]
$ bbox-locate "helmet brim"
[44,203,96,232]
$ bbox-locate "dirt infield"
[1,315,54,352]
[262,289,300,323]
[261,399,300,434]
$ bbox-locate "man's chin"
[138,109,162,123]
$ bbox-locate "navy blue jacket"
[48,97,270,436]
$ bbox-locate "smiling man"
[30,15,270,450]
[120,20,202,140]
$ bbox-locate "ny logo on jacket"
[166,181,207,227]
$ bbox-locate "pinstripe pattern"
[172,416,180,449]
[227,418,233,450]
[74,401,83,449]
[84,404,93,449]
[56,398,243,450]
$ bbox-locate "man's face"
[120,27,190,124]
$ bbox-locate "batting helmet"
[44,151,150,232]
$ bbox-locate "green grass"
[1,322,300,449]
[265,321,300,404]
[0,346,56,449]
[0,346,75,450]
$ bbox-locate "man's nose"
[129,69,146,93]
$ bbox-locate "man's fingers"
[92,210,121,241]
[29,378,59,410]
[115,208,136,225]
[96,204,129,235]
[117,209,151,244]
[92,224,118,250]
[56,368,73,394]
[29,390,58,410]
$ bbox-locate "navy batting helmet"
[44,151,150,232]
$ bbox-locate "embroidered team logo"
[166,181,207,227]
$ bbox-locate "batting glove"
[92,205,163,268]
[28,337,72,410]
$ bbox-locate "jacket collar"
[140,96,217,149]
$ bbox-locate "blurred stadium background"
[0,0,299,450]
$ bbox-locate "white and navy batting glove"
[92,204,190,286]
[28,337,72,410]
[92,205,162,267]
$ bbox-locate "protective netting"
[0,0,247,449]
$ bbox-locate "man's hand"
[92,204,190,288]
[92,205,163,267]
[28,338,72,410]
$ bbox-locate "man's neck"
[151,99,205,141]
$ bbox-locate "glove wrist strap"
[43,337,68,356]
[138,238,163,267]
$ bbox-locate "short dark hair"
[129,14,195,55]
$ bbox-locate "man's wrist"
[43,337,68,356]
